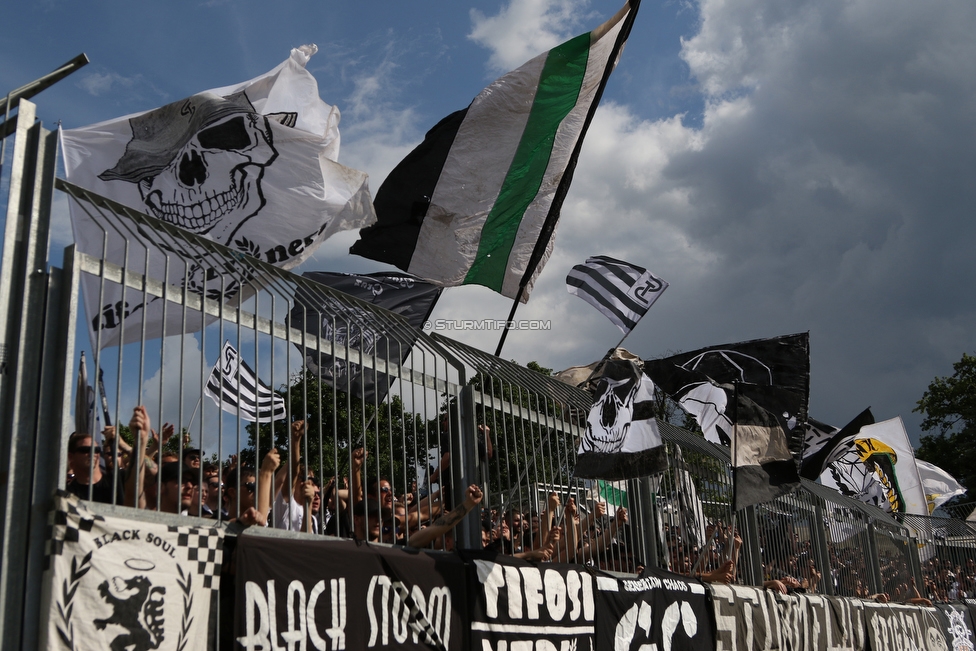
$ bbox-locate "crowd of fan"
[61,407,761,588]
[63,407,974,601]
[65,406,483,547]
[921,557,976,602]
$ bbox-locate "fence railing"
[4,98,976,650]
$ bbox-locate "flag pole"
[186,395,203,431]
[494,0,642,358]
[731,381,739,524]
[97,366,112,427]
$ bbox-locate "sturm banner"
[710,584,869,651]
[710,584,784,651]
[595,566,713,651]
[38,491,223,651]
[235,535,466,651]
[464,552,598,651]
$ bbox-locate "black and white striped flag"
[566,256,667,335]
[205,341,286,422]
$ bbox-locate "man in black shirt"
[65,431,124,504]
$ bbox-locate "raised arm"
[123,406,150,508]
[257,448,280,523]
[350,447,366,504]
[408,484,483,549]
[555,496,581,563]
[275,420,306,499]
[301,480,316,533]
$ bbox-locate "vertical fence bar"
[0,104,57,650]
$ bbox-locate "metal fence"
[3,97,976,649]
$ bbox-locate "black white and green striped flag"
[351,1,640,301]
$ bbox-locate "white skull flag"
[575,357,667,480]
[39,491,223,651]
[61,45,376,348]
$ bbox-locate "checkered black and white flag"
[566,256,667,335]
[205,341,286,422]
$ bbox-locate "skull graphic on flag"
[97,91,295,246]
[60,46,376,349]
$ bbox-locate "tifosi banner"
[235,535,465,651]
[464,552,597,650]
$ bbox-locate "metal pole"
[0,101,58,651]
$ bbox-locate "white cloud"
[77,71,141,97]
[426,0,976,440]
[469,0,594,73]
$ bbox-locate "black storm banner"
[235,535,465,651]
[595,566,713,651]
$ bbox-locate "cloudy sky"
[2,0,975,445]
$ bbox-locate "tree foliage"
[914,352,976,492]
[241,370,425,491]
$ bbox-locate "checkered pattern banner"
[40,490,224,651]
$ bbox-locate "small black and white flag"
[566,256,667,335]
[205,341,286,422]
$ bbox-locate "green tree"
[914,352,976,493]
[241,370,425,493]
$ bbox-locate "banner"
[39,491,223,651]
[936,603,976,651]
[574,358,666,480]
[863,602,947,651]
[710,584,869,651]
[235,535,466,651]
[820,417,928,516]
[710,584,785,651]
[596,566,713,651]
[289,271,441,402]
[464,552,596,650]
[351,3,639,301]
[644,333,809,449]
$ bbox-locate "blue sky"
[3,0,976,447]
